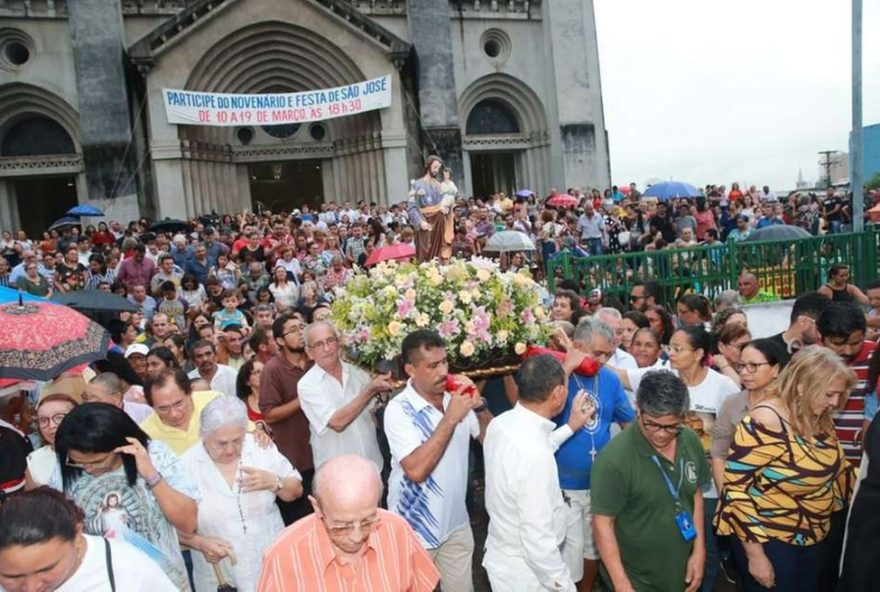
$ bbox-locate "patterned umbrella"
[0,301,109,381]
[364,243,416,267]
[546,193,579,208]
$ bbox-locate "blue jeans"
[732,537,823,592]
[701,497,719,592]
[828,219,843,234]
[585,237,603,256]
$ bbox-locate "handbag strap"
[103,538,116,592]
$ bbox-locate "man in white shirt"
[595,308,638,370]
[298,321,390,471]
[384,330,492,592]
[187,339,238,398]
[483,355,580,591]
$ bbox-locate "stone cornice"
[0,154,83,177]
[128,0,411,74]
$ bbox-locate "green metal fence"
[546,226,880,309]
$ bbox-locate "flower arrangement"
[330,257,552,371]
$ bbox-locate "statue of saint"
[407,155,455,262]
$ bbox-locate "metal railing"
[546,226,880,309]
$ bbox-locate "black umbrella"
[742,225,811,242]
[149,218,189,233]
[48,216,82,232]
[51,291,137,313]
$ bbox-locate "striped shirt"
[834,340,877,464]
[257,509,439,592]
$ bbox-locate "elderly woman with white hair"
[179,396,303,592]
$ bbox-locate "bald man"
[257,455,439,591]
[736,272,778,305]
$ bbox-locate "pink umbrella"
[546,193,579,208]
[364,243,416,267]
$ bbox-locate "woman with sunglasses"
[710,338,785,493]
[25,394,78,489]
[715,347,856,592]
[51,403,198,591]
[179,396,301,592]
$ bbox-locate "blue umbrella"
[642,181,701,201]
[0,286,47,305]
[514,189,535,198]
[66,204,105,217]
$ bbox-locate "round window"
[309,124,326,141]
[236,127,254,145]
[483,39,501,58]
[4,41,29,65]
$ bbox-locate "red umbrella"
[0,301,109,381]
[364,243,416,267]
[546,193,579,208]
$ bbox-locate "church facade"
[0,0,609,235]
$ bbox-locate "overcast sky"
[593,0,880,191]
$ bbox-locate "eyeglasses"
[65,453,118,470]
[308,336,338,350]
[629,294,645,302]
[37,413,68,428]
[154,398,189,415]
[734,361,772,373]
[640,416,684,434]
[668,345,695,354]
[322,514,381,536]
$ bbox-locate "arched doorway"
[466,99,520,199]
[176,21,385,216]
[459,74,550,201]
[0,115,79,238]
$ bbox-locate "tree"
[867,172,880,190]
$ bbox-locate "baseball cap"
[124,343,149,358]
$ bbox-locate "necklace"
[573,372,601,462]
[235,459,248,535]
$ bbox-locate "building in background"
[0,0,610,234]
[850,123,880,185]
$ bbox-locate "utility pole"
[852,0,864,232]
[818,150,836,188]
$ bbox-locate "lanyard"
[651,455,685,503]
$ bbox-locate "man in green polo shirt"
[592,370,709,592]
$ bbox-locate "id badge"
[674,509,697,542]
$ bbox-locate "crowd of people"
[0,176,878,592]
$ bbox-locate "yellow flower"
[470,288,481,301]
[534,306,547,320]
[388,321,403,336]
[383,286,397,298]
[458,291,472,305]
[460,341,475,357]
[439,300,454,315]
[512,273,529,286]
[497,330,509,342]
[415,312,430,327]
[476,268,491,282]
[405,288,417,301]
[514,342,527,355]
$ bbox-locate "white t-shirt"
[55,534,176,591]
[625,366,740,498]
[385,382,479,549]
[188,364,238,398]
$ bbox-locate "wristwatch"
[273,475,283,493]
[145,472,163,489]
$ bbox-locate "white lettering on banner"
[162,75,392,127]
